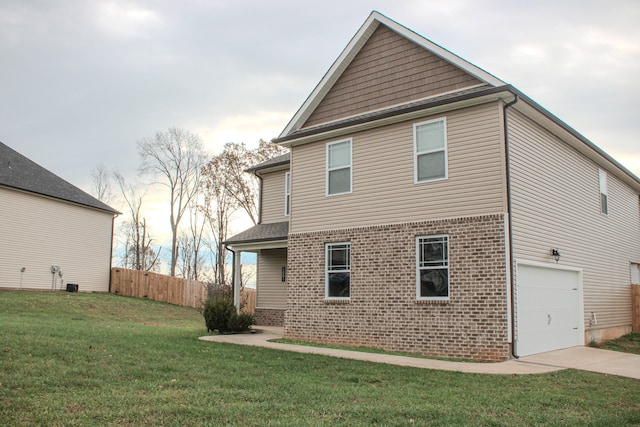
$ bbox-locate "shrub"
[203,298,254,334]
[228,312,255,333]
[203,299,235,333]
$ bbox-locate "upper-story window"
[326,139,352,196]
[599,169,608,215]
[414,118,447,183]
[284,171,291,216]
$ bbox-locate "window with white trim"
[414,118,447,183]
[284,171,291,216]
[416,235,449,299]
[326,139,352,195]
[599,169,608,215]
[326,242,350,299]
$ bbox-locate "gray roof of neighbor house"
[0,141,119,214]
[224,221,289,245]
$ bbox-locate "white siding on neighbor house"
[290,102,507,233]
[508,109,640,334]
[261,170,289,224]
[0,187,114,292]
[256,248,287,309]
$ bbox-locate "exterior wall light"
[551,248,561,263]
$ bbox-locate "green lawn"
[1,291,639,426]
[594,332,640,355]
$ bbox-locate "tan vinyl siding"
[508,109,640,333]
[256,248,287,309]
[303,25,483,128]
[261,170,289,224]
[0,187,114,292]
[291,102,506,233]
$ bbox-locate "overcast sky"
[2,0,639,246]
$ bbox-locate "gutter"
[108,214,117,293]
[503,94,519,359]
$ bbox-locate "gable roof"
[0,141,119,214]
[279,11,505,138]
[272,11,640,192]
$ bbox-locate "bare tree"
[138,127,208,276]
[90,163,114,203]
[114,172,161,272]
[177,198,208,280]
[201,160,236,286]
[198,140,287,286]
[212,140,288,225]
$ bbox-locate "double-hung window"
[414,118,447,183]
[416,235,449,300]
[326,139,352,195]
[326,242,350,299]
[599,169,608,215]
[284,172,291,216]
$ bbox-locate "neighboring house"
[0,141,119,292]
[225,11,640,361]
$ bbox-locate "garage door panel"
[518,288,576,310]
[516,263,582,357]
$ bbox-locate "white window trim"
[325,241,351,300]
[416,234,450,301]
[326,138,353,196]
[413,117,448,184]
[599,168,608,215]
[284,171,291,216]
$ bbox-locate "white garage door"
[516,262,583,357]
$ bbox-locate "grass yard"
[593,332,640,355]
[1,291,639,426]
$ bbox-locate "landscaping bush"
[203,298,254,333]
[228,312,255,333]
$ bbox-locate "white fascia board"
[228,240,288,253]
[279,13,380,138]
[282,90,512,148]
[373,12,506,88]
[279,11,506,139]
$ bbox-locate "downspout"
[503,93,519,358]
[108,214,118,293]
[226,245,236,302]
[253,171,263,225]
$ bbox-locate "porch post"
[233,250,242,313]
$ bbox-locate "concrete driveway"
[517,346,640,379]
[200,327,640,379]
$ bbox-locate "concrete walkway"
[201,326,637,378]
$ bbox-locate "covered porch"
[224,221,288,326]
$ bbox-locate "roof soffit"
[279,11,506,139]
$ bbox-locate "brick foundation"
[255,308,285,326]
[285,214,509,361]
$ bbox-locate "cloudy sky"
[2,0,639,245]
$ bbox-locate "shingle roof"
[274,85,495,143]
[0,141,119,214]
[245,153,291,173]
[224,221,289,245]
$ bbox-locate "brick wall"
[285,214,509,361]
[255,308,285,326]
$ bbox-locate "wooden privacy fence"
[633,285,640,332]
[110,268,256,313]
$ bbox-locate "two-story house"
[225,11,640,361]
